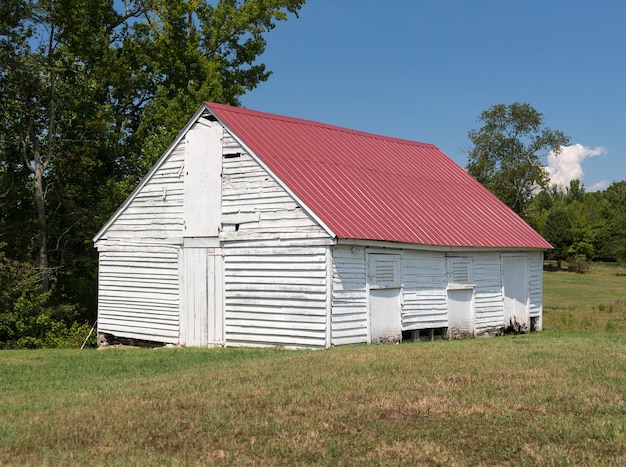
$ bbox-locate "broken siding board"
[221,138,327,238]
[96,321,179,341]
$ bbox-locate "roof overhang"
[336,238,551,252]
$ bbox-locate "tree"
[598,181,626,263]
[466,103,569,218]
[543,204,572,269]
[0,0,305,347]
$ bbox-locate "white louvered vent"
[375,260,396,285]
[451,261,469,284]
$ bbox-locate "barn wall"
[529,250,544,330]
[221,133,327,237]
[223,242,329,348]
[96,244,180,343]
[473,252,505,336]
[330,247,544,342]
[331,246,368,345]
[401,251,448,330]
[220,132,333,348]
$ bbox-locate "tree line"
[0,0,305,348]
[466,102,626,270]
[529,180,626,270]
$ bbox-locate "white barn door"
[502,254,530,332]
[180,248,224,347]
[368,254,402,343]
[446,257,475,338]
[447,289,474,338]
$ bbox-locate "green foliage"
[0,0,305,346]
[467,102,569,217]
[0,243,92,348]
[530,180,626,265]
[543,204,572,266]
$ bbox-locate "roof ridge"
[206,101,438,149]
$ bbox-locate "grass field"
[543,262,626,333]
[1,266,625,465]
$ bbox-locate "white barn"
[93,102,551,348]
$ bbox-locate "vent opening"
[402,328,447,342]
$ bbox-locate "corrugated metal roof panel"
[207,102,552,249]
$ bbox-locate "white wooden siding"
[401,252,447,330]
[97,245,179,343]
[220,131,331,348]
[529,251,543,319]
[223,244,328,348]
[331,246,368,345]
[179,247,224,347]
[104,142,186,240]
[473,252,505,336]
[221,132,328,238]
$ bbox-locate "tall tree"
[466,102,569,218]
[0,0,305,346]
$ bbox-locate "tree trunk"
[32,136,49,292]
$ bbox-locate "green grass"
[1,335,625,465]
[544,262,626,333]
[1,264,625,465]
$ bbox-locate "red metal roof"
[206,102,552,249]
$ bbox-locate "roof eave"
[336,237,552,252]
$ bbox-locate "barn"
[93,102,551,348]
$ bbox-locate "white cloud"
[588,179,611,192]
[546,144,606,188]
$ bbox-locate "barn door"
[368,254,402,343]
[180,247,224,347]
[446,256,475,338]
[502,254,530,332]
[447,289,474,339]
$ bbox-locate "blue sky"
[241,0,626,192]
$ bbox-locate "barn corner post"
[325,246,333,349]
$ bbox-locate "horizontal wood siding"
[331,246,368,345]
[221,133,328,238]
[224,244,328,348]
[105,142,185,240]
[220,131,331,348]
[529,251,543,318]
[473,252,505,335]
[401,251,448,329]
[97,246,179,343]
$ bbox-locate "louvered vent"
[451,261,469,284]
[375,261,396,285]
